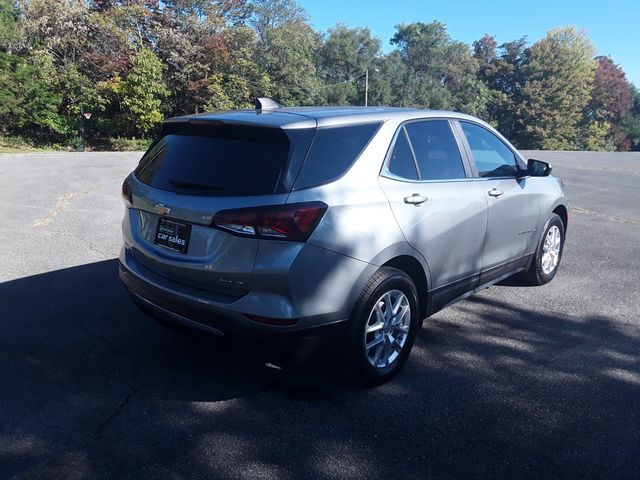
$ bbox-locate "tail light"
[212,202,328,242]
[121,180,133,207]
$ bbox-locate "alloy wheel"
[363,290,411,369]
[541,225,562,274]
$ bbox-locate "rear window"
[135,126,313,196]
[293,123,381,189]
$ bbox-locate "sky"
[298,0,640,87]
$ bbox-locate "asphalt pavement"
[1,150,639,479]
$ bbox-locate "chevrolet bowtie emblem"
[153,204,171,215]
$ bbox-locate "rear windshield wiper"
[169,180,224,192]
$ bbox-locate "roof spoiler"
[254,97,282,111]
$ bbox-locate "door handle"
[404,193,428,205]
[488,188,504,197]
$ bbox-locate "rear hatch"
[123,117,316,297]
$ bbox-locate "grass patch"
[107,137,152,151]
[0,136,152,153]
[0,136,63,153]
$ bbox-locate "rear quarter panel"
[285,119,426,274]
[283,119,432,318]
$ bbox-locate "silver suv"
[119,101,568,385]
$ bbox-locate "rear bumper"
[128,288,225,337]
[119,255,351,338]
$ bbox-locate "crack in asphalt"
[90,387,138,442]
[31,181,112,229]
[48,229,115,258]
[32,192,80,228]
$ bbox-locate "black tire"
[519,213,565,286]
[347,267,419,386]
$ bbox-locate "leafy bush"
[0,135,66,152]
[107,137,152,151]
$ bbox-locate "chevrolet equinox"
[119,99,568,385]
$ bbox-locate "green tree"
[203,73,235,111]
[249,0,308,38]
[0,52,63,136]
[221,25,271,107]
[318,24,381,105]
[390,22,485,113]
[621,85,640,150]
[21,0,114,140]
[104,48,168,136]
[2,0,640,151]
[23,0,92,63]
[473,35,527,140]
[391,22,453,108]
[54,61,108,135]
[155,15,212,115]
[164,0,250,25]
[84,7,133,81]
[582,120,611,151]
[517,27,596,149]
[366,52,403,106]
[259,21,321,105]
[0,0,21,52]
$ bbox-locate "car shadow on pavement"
[0,259,354,477]
[1,259,640,479]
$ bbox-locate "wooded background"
[1,0,639,151]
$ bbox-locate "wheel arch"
[381,255,429,321]
[552,204,568,233]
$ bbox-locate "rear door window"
[293,123,381,189]
[135,126,311,196]
[404,120,466,180]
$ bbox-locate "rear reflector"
[212,202,327,242]
[246,314,299,326]
[121,180,133,207]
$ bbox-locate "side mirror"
[527,158,552,177]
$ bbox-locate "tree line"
[1,0,639,151]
